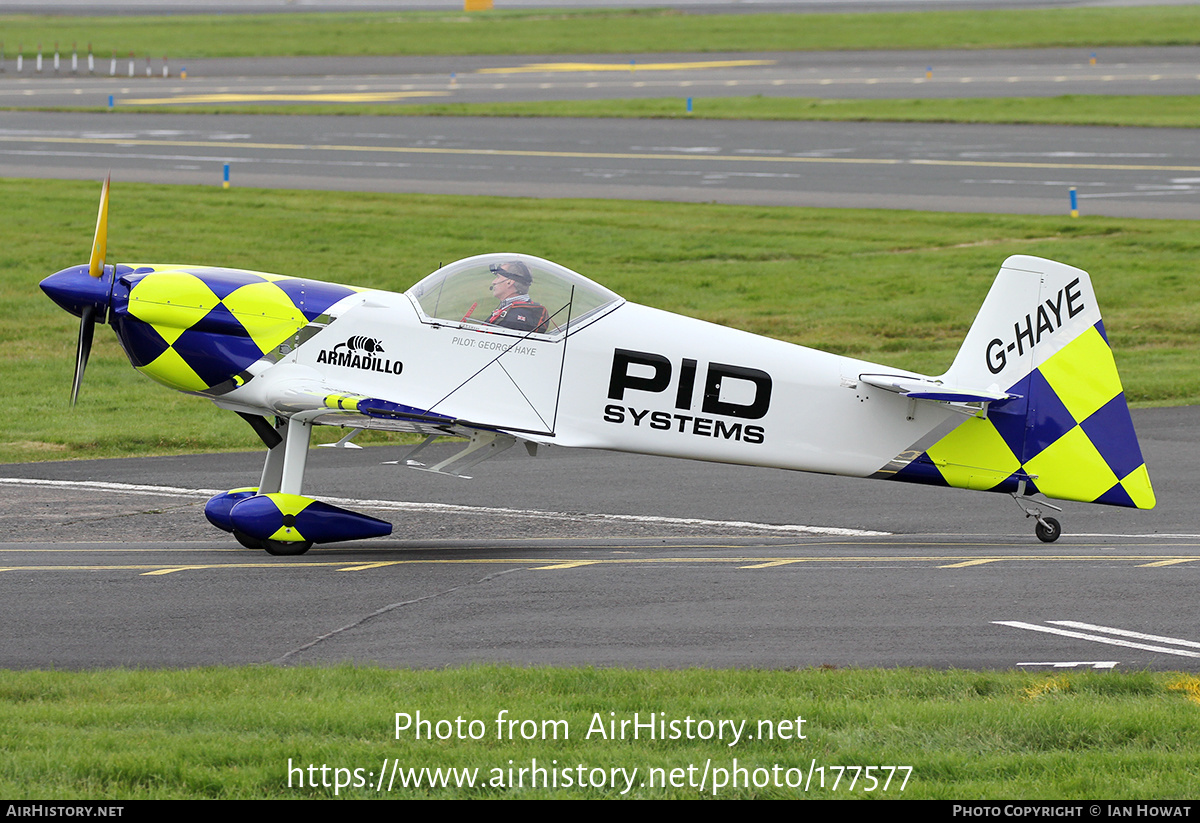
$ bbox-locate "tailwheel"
[1035,517,1062,544]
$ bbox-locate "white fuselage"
[273,290,956,479]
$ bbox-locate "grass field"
[3,666,1200,799]
[1,6,1199,59]
[5,178,1198,464]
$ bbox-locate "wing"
[225,370,543,478]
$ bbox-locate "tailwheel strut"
[1011,479,1064,543]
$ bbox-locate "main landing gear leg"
[279,415,312,497]
[1011,480,1064,543]
[215,411,390,555]
[258,417,287,494]
[233,415,315,556]
[252,415,315,555]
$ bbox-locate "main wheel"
[233,530,265,551]
[1035,516,1062,543]
[233,530,312,555]
[262,539,314,556]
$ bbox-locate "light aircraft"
[40,179,1154,555]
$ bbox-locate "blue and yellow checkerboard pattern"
[110,266,356,393]
[888,319,1154,509]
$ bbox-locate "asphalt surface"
[4,45,1200,216]
[7,46,1199,91]
[0,406,1195,670]
[5,109,1200,217]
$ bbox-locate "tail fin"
[892,255,1154,509]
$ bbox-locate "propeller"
[73,174,110,405]
[88,174,110,279]
[39,175,117,405]
[71,305,96,406]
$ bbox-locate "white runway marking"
[994,620,1200,659]
[1017,662,1119,670]
[1050,621,1200,650]
[0,477,886,537]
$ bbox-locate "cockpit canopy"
[406,253,623,337]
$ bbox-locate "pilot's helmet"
[490,260,533,289]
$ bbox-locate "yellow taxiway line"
[0,554,1195,577]
[119,91,447,105]
[4,134,1200,174]
[477,60,776,74]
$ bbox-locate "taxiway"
[4,47,1200,216]
[0,407,1195,670]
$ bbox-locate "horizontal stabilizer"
[859,373,1017,404]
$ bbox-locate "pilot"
[485,261,550,333]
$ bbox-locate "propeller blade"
[87,174,110,279]
[71,304,96,406]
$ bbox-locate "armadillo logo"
[316,337,403,375]
[339,336,386,354]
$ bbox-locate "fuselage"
[42,259,953,481]
[270,278,955,479]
